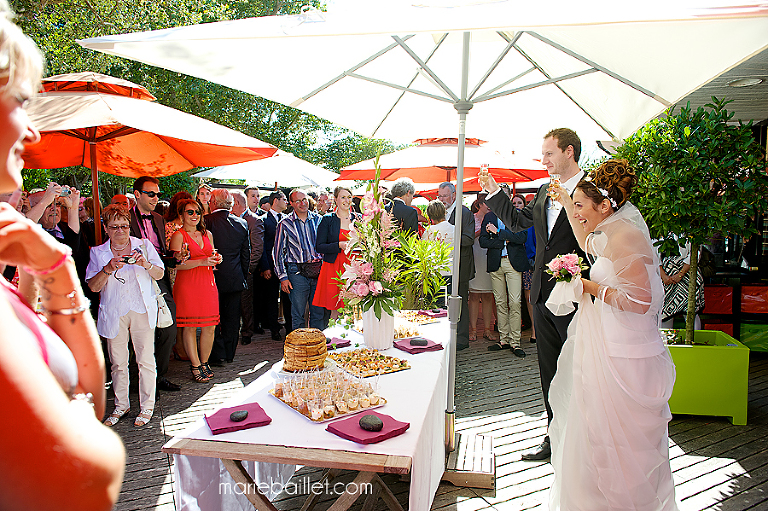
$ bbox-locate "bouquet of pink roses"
[546,253,588,283]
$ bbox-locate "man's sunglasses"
[185,209,201,216]
[137,190,161,198]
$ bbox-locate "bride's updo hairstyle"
[575,159,637,211]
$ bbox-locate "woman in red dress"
[313,186,357,322]
[169,198,222,383]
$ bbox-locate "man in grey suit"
[479,128,586,460]
[232,190,264,345]
[205,189,250,364]
[438,182,475,351]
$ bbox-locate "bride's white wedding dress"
[547,202,678,511]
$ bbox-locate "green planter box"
[665,330,749,425]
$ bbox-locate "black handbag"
[297,260,322,279]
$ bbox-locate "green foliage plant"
[615,97,768,343]
[396,234,452,310]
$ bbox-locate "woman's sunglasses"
[185,209,201,216]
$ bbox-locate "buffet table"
[163,318,450,511]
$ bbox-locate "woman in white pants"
[87,204,165,427]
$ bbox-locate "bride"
[548,159,678,510]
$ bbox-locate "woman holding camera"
[86,204,165,427]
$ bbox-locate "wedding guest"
[232,189,264,345]
[165,190,192,361]
[316,190,332,216]
[468,195,497,341]
[169,198,221,382]
[314,186,357,325]
[479,128,586,461]
[389,177,418,235]
[196,183,212,215]
[129,176,180,392]
[259,195,271,214]
[438,182,474,351]
[274,189,324,330]
[422,199,454,244]
[0,7,125,506]
[86,205,165,427]
[260,190,291,340]
[515,193,538,344]
[660,238,704,330]
[111,194,129,209]
[205,189,250,365]
[480,198,528,357]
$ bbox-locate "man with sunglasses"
[129,176,181,392]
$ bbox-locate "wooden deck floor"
[109,329,768,511]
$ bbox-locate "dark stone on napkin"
[230,410,249,422]
[327,410,410,444]
[205,402,271,435]
[410,338,428,346]
[359,414,384,432]
[394,337,444,354]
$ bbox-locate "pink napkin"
[419,309,447,318]
[327,337,351,350]
[394,337,444,354]
[205,402,272,435]
[326,410,410,444]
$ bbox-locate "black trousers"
[532,298,575,424]
[155,277,177,379]
[262,273,292,335]
[212,290,242,362]
[456,278,470,348]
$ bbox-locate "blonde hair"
[0,2,43,98]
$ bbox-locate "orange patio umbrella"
[24,79,277,243]
[338,138,547,183]
[41,72,157,101]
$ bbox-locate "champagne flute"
[548,173,561,210]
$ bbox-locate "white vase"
[362,307,394,350]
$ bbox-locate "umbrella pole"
[446,31,472,454]
[90,141,103,245]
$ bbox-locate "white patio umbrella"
[79,0,768,471]
[193,150,340,188]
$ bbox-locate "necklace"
[111,240,130,252]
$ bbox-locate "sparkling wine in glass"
[548,173,561,210]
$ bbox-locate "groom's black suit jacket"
[485,184,585,304]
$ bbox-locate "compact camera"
[121,255,137,264]
[59,189,71,197]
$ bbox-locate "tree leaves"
[13,0,387,196]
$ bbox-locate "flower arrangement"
[338,156,403,320]
[546,253,588,282]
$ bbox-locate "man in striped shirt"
[273,189,325,330]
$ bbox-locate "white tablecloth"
[172,318,450,511]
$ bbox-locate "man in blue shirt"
[273,189,324,330]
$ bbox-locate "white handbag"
[152,279,174,329]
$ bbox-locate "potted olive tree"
[616,97,768,343]
[614,98,766,425]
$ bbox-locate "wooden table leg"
[221,458,280,511]
[325,472,404,511]
[300,469,338,511]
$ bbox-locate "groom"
[479,128,585,461]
